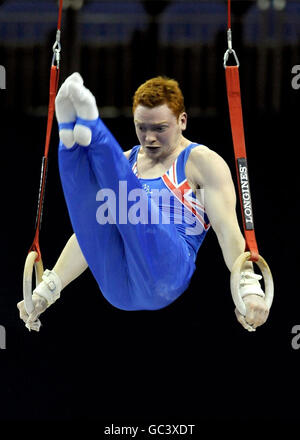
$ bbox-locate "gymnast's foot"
[55,72,99,148]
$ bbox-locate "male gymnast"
[18,73,269,332]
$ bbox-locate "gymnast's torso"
[127,142,210,257]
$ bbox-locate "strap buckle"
[52,30,61,67]
[223,29,240,68]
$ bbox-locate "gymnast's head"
[132,76,188,155]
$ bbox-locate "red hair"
[132,76,185,119]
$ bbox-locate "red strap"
[225,67,246,157]
[28,1,63,261]
[225,66,259,262]
[44,66,60,157]
[227,0,231,30]
[57,1,63,31]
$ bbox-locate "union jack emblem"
[162,161,210,230]
[132,158,210,231]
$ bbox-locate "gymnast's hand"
[17,294,48,332]
[17,269,61,332]
[55,72,99,148]
[234,295,269,332]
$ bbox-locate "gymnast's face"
[134,104,187,158]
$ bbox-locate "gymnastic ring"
[23,251,44,316]
[230,251,274,316]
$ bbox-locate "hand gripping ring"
[230,252,274,316]
[23,251,44,316]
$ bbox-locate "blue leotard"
[58,117,210,310]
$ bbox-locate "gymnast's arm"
[51,233,88,289]
[189,147,269,329]
[189,147,247,270]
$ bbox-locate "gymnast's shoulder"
[186,144,233,186]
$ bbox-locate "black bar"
[237,157,254,231]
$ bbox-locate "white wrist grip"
[239,271,265,299]
[231,252,274,316]
[34,269,62,306]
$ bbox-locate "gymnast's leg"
[58,140,137,310]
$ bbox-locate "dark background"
[0,0,299,426]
